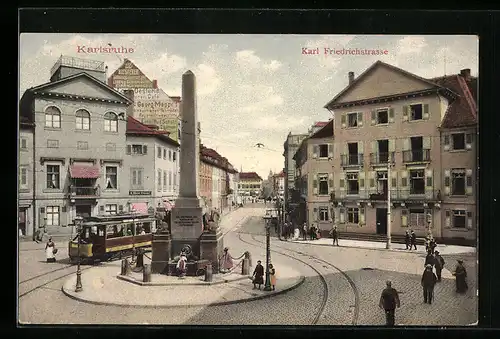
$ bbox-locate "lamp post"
[131,209,137,264]
[263,218,272,291]
[386,161,392,249]
[74,216,84,293]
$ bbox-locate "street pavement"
[18,202,477,325]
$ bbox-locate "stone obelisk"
[170,71,204,258]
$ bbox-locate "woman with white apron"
[45,237,57,263]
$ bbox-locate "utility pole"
[386,161,392,249]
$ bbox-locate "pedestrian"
[379,280,400,327]
[302,223,307,241]
[430,238,437,254]
[310,224,317,240]
[252,260,265,290]
[404,230,410,250]
[424,251,435,268]
[219,247,234,273]
[434,251,445,282]
[410,230,417,250]
[45,237,57,263]
[421,264,437,304]
[329,225,339,246]
[176,252,187,278]
[269,264,277,291]
[453,259,468,294]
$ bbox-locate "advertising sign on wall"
[110,60,154,89]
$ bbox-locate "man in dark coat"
[410,230,417,250]
[252,260,265,290]
[421,264,438,304]
[329,225,339,246]
[379,280,400,326]
[434,251,445,282]
[404,230,410,250]
[430,238,437,254]
[424,252,435,267]
[453,260,468,294]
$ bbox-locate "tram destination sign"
[129,190,152,196]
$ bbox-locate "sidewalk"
[62,261,304,307]
[285,238,476,256]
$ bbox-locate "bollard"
[136,249,144,268]
[143,264,151,283]
[204,263,213,282]
[242,258,250,275]
[121,258,128,275]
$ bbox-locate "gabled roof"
[239,172,263,181]
[314,121,329,127]
[126,116,179,147]
[429,74,478,129]
[324,60,450,109]
[29,72,132,104]
[310,119,334,139]
[109,58,155,85]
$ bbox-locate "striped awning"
[131,202,148,215]
[69,164,100,179]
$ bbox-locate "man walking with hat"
[421,264,438,304]
[379,280,400,326]
[434,251,445,282]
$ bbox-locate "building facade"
[322,61,476,244]
[238,172,263,198]
[18,118,35,236]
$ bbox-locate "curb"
[116,274,250,286]
[61,275,306,308]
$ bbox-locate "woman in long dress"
[269,264,277,291]
[45,237,56,263]
[453,259,468,294]
[220,247,234,273]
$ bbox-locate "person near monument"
[176,252,188,278]
[434,251,445,282]
[424,251,435,268]
[269,264,277,291]
[252,260,265,290]
[45,237,57,263]
[421,264,438,304]
[453,259,468,294]
[410,230,417,250]
[379,280,400,327]
[220,247,234,273]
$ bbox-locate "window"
[46,165,60,189]
[319,207,329,221]
[77,141,88,150]
[347,208,359,223]
[45,106,61,128]
[131,168,143,188]
[47,140,59,148]
[157,146,162,158]
[106,143,116,152]
[409,169,425,194]
[410,104,423,120]
[453,210,466,228]
[157,169,162,191]
[105,166,117,189]
[104,112,118,132]
[452,133,465,150]
[173,151,177,161]
[347,113,358,127]
[319,144,328,158]
[347,173,359,195]
[451,169,466,195]
[19,167,28,189]
[377,109,388,124]
[105,204,117,215]
[163,171,167,191]
[75,109,90,130]
[409,208,426,227]
[130,144,147,155]
[318,174,329,195]
[20,138,27,150]
[46,206,60,226]
[163,148,167,160]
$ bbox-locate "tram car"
[68,213,158,263]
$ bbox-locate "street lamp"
[263,217,272,291]
[74,216,84,293]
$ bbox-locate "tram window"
[107,225,119,238]
[126,225,133,236]
[97,227,105,237]
[143,222,151,233]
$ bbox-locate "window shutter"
[312,145,318,159]
[328,144,333,158]
[142,145,148,154]
[339,208,345,223]
[358,141,364,156]
[443,135,450,151]
[313,175,318,195]
[425,169,433,188]
[391,171,398,197]
[389,139,395,152]
[444,169,451,195]
[359,171,365,192]
[445,210,451,228]
[466,169,473,195]
[402,106,409,121]
[359,208,365,225]
[328,173,334,191]
[369,171,375,188]
[423,136,431,150]
[339,172,345,196]
[401,170,408,187]
[357,112,363,127]
[126,145,131,155]
[423,104,430,119]
[403,138,410,151]
[138,169,143,186]
[371,110,376,125]
[465,133,473,150]
[467,211,473,229]
[119,205,124,212]
[401,209,408,227]
[388,108,395,123]
[100,205,105,212]
[341,114,346,128]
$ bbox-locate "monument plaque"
[171,207,203,239]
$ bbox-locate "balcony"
[402,149,431,163]
[69,186,100,198]
[369,152,395,165]
[341,153,364,167]
[330,189,441,202]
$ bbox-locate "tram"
[68,213,157,263]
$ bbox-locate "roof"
[199,144,238,173]
[126,116,180,147]
[314,121,329,127]
[429,74,478,129]
[239,172,263,181]
[69,164,100,179]
[324,60,450,109]
[276,170,285,178]
[310,119,334,139]
[170,96,181,102]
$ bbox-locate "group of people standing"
[251,260,276,291]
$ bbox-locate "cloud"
[264,60,282,71]
[397,36,428,54]
[250,115,307,130]
[139,52,187,76]
[235,50,261,67]
[237,85,283,113]
[195,63,221,96]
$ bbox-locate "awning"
[69,164,100,179]
[131,202,148,215]
[163,200,174,211]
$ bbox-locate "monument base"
[151,233,171,274]
[199,228,224,272]
[170,238,200,260]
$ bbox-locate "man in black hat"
[410,230,417,250]
[379,280,400,326]
[434,251,445,282]
[421,264,437,304]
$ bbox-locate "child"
[269,264,277,291]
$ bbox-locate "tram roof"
[82,213,155,223]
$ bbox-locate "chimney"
[123,90,135,116]
[460,69,471,81]
[153,79,158,88]
[348,72,355,84]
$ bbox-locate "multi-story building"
[274,171,285,199]
[199,149,213,209]
[238,172,263,198]
[227,166,240,207]
[19,56,133,236]
[293,120,334,233]
[125,116,180,215]
[322,60,477,244]
[18,117,35,237]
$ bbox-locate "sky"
[19,34,478,179]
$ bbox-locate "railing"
[369,152,395,165]
[69,186,100,197]
[340,153,364,166]
[50,55,106,77]
[402,149,431,163]
[330,189,441,201]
